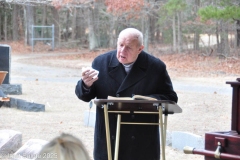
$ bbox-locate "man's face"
[117,35,144,64]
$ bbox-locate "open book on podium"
[107,95,157,101]
[94,96,181,114]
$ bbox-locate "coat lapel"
[108,53,127,87]
[117,52,148,93]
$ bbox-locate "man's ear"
[138,45,144,53]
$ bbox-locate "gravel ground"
[0,52,237,160]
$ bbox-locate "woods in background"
[0,0,240,58]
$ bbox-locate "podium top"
[94,99,182,114]
[226,78,240,86]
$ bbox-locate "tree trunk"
[76,8,86,45]
[25,5,34,46]
[65,10,70,42]
[4,8,8,41]
[41,5,47,38]
[88,5,99,50]
[194,32,200,50]
[142,15,149,52]
[51,7,60,47]
[236,20,240,47]
[220,21,224,54]
[18,6,24,39]
[172,14,176,52]
[177,11,182,53]
[144,20,149,52]
[155,25,160,43]
[109,16,116,49]
[218,20,229,56]
[222,21,229,56]
[193,0,200,50]
[149,13,156,44]
[24,7,27,45]
[216,21,220,53]
[71,8,77,40]
[195,0,200,6]
[12,4,19,41]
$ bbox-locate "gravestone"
[13,139,48,160]
[0,44,22,96]
[84,110,96,127]
[0,130,22,156]
[0,45,11,84]
[172,131,204,150]
[4,97,45,112]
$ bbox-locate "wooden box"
[184,79,240,159]
[205,79,240,159]
[205,131,240,159]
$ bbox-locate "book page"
[107,96,133,100]
[132,95,157,100]
[107,95,157,100]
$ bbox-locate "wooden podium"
[184,78,240,159]
[0,71,10,107]
[94,99,182,160]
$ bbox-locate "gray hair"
[37,133,90,160]
[118,28,143,46]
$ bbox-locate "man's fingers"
[83,77,98,87]
[82,69,90,76]
[82,69,98,88]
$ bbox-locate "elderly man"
[75,28,178,160]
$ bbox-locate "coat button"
[116,94,120,97]
[131,115,135,119]
[131,136,135,140]
[111,135,115,140]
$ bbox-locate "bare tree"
[75,8,88,45]
[177,11,182,53]
[193,0,200,50]
[51,6,60,46]
[142,15,150,52]
[172,14,176,52]
[12,4,19,41]
[71,7,77,40]
[4,7,8,41]
[24,5,34,45]
[41,5,47,38]
[109,15,117,49]
[88,2,100,50]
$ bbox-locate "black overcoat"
[75,50,178,160]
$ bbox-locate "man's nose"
[121,46,126,52]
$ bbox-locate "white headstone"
[0,130,22,156]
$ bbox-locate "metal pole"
[114,114,121,160]
[184,146,240,160]
[159,105,165,160]
[164,115,168,148]
[104,104,112,160]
